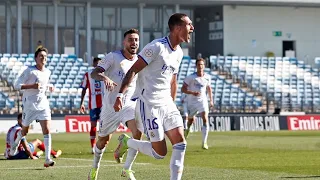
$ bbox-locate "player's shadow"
[281,176,320,179]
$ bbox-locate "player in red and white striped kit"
[80,57,105,153]
[4,113,62,160]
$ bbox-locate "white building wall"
[223,5,320,65]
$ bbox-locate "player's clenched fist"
[192,91,201,96]
[113,97,122,112]
[104,77,117,91]
[33,82,41,89]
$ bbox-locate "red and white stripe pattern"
[80,70,104,110]
[5,124,23,158]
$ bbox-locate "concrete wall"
[223,5,320,65]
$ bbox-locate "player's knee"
[90,121,97,128]
[151,148,166,159]
[97,136,110,148]
[42,129,50,135]
[173,142,187,152]
[131,130,142,140]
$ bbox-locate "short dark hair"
[93,57,101,63]
[168,13,188,31]
[17,113,22,120]
[123,28,139,38]
[196,58,206,66]
[34,47,48,58]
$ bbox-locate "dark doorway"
[282,41,295,57]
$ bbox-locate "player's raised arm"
[119,57,147,94]
[181,81,200,96]
[113,57,147,112]
[91,53,117,91]
[90,66,107,81]
[114,42,160,112]
[14,68,39,90]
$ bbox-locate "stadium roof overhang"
[6,0,320,7]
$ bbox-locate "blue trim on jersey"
[138,55,149,65]
[165,36,175,51]
[97,65,106,71]
[140,100,149,139]
[131,97,138,101]
[158,37,167,44]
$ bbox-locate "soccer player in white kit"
[12,47,56,167]
[88,29,143,180]
[113,13,194,180]
[80,57,104,153]
[182,58,213,149]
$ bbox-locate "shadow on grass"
[281,176,320,179]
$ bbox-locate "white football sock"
[127,139,164,159]
[123,148,138,170]
[201,124,209,144]
[92,145,106,169]
[170,142,187,180]
[44,134,52,160]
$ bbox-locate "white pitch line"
[0,164,121,170]
[59,157,150,165]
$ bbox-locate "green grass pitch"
[0,131,320,180]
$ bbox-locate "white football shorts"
[138,99,183,142]
[22,108,51,127]
[187,100,209,117]
[98,100,143,137]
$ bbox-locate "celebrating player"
[182,58,213,149]
[88,29,143,180]
[4,113,62,160]
[80,57,104,153]
[12,47,56,167]
[113,13,194,180]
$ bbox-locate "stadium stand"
[210,55,320,113]
[0,53,90,114]
[1,53,320,114]
[177,56,263,113]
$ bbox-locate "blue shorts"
[90,108,101,122]
[8,143,35,160]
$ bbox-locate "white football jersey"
[98,50,138,105]
[136,36,183,106]
[14,66,51,111]
[184,72,211,103]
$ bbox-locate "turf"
[0,131,320,180]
